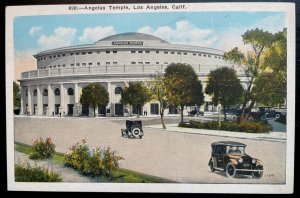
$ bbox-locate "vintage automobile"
[208,141,263,178]
[121,120,144,139]
[188,107,204,116]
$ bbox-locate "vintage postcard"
[6,2,295,193]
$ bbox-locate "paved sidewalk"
[144,124,287,142]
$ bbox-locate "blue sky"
[14,11,286,53]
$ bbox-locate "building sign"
[112,41,143,45]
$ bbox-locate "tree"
[80,83,109,117]
[121,82,151,117]
[149,75,169,129]
[224,28,281,121]
[13,81,21,109]
[205,67,244,121]
[164,63,204,124]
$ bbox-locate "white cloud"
[253,14,286,34]
[38,27,77,50]
[79,26,116,43]
[137,20,218,47]
[29,26,42,37]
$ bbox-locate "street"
[13,116,286,183]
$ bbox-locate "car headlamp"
[252,159,257,164]
[238,158,243,163]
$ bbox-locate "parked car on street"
[208,141,263,178]
[121,120,144,139]
[188,107,204,116]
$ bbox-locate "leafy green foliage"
[205,67,244,120]
[13,81,21,108]
[164,63,204,123]
[29,137,56,159]
[64,139,124,177]
[80,83,109,117]
[15,161,62,182]
[179,120,272,133]
[121,82,151,115]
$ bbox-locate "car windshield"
[226,146,245,154]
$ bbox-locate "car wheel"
[252,170,263,179]
[208,160,215,172]
[132,128,141,138]
[275,113,281,119]
[226,162,236,178]
[232,115,237,121]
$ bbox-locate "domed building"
[19,32,248,117]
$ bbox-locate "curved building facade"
[19,32,248,116]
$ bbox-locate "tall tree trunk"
[239,76,254,122]
[180,104,184,124]
[223,106,227,121]
[93,105,96,117]
[160,107,166,129]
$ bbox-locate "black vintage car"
[121,120,144,139]
[208,141,263,178]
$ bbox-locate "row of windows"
[27,87,123,96]
[27,88,73,96]
[37,50,224,61]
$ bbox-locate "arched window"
[43,89,48,96]
[68,88,74,95]
[115,87,123,94]
[54,88,60,96]
[33,89,37,96]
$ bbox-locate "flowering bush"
[64,139,124,177]
[15,161,62,182]
[30,137,56,159]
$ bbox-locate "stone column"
[73,83,79,116]
[36,85,42,115]
[59,84,65,115]
[107,82,112,116]
[20,86,24,115]
[47,84,53,116]
[27,86,32,115]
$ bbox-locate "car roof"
[211,141,246,147]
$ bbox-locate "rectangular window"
[106,51,110,54]
[76,63,80,66]
[145,51,150,53]
[113,51,117,53]
[145,62,150,64]
[138,51,143,53]
[208,55,211,57]
[183,52,187,55]
[44,57,46,60]
[164,62,168,64]
[218,57,221,59]
[156,51,159,54]
[53,55,56,58]
[53,65,56,68]
[88,63,92,66]
[62,54,65,56]
[97,51,100,54]
[156,62,159,64]
[97,62,100,65]
[203,54,207,57]
[215,56,217,58]
[177,52,181,55]
[50,66,52,68]
[82,63,86,66]
[58,55,60,57]
[198,54,201,56]
[113,62,117,65]
[58,65,61,67]
[131,62,136,64]
[171,52,175,54]
[138,62,143,64]
[76,52,79,55]
[164,51,168,54]
[131,51,135,53]
[150,103,159,115]
[193,53,196,56]
[82,52,86,55]
[71,64,74,66]
[70,53,74,55]
[62,64,65,67]
[88,52,92,54]
[106,62,110,65]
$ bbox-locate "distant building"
[19,32,248,116]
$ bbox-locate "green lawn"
[15,142,175,183]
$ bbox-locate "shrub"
[179,120,272,133]
[64,139,124,177]
[30,137,56,159]
[15,161,62,182]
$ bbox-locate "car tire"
[252,170,263,179]
[275,113,281,119]
[132,128,141,138]
[225,162,236,178]
[232,115,237,121]
[208,160,215,172]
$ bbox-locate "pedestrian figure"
[145,110,148,116]
[52,111,54,116]
[59,112,61,117]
